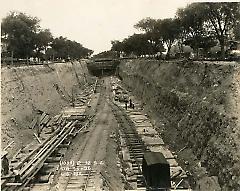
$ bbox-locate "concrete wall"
[119,59,240,190]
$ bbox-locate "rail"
[1,121,78,191]
[108,100,147,188]
[63,84,105,191]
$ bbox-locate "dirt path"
[49,77,123,191]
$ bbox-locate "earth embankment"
[1,61,92,156]
[119,59,240,190]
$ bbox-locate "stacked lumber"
[2,121,78,190]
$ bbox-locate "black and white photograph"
[1,0,240,190]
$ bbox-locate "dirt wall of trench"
[1,61,92,156]
[119,59,240,190]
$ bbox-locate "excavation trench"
[1,61,94,156]
[1,59,240,190]
[118,59,240,190]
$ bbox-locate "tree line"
[111,2,240,59]
[1,12,93,62]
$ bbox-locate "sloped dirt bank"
[1,61,93,157]
[119,59,240,190]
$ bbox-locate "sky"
[0,0,236,54]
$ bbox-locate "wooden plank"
[20,121,77,183]
[167,159,179,167]
[51,114,62,125]
[126,111,143,115]
[41,115,50,125]
[39,112,47,124]
[29,117,38,129]
[142,136,165,145]
[39,115,45,125]
[39,112,47,121]
[11,148,22,160]
[129,115,147,119]
[5,183,22,186]
[78,99,86,103]
[133,121,152,126]
[47,116,56,127]
[3,141,14,151]
[170,166,187,178]
[56,115,63,124]
[33,133,41,143]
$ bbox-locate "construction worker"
[36,110,43,138]
[1,151,9,176]
[129,99,132,108]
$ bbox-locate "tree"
[176,3,208,57]
[51,36,68,59]
[135,18,165,55]
[34,29,53,59]
[157,18,181,58]
[1,11,40,59]
[51,36,93,60]
[233,22,240,40]
[184,36,217,57]
[202,2,240,58]
[93,50,118,59]
[1,11,92,62]
[111,40,123,57]
[81,47,93,58]
[134,17,157,33]
[129,33,153,56]
[118,33,155,57]
[45,48,57,61]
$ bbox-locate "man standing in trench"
[36,110,43,138]
[1,151,9,176]
[129,99,132,108]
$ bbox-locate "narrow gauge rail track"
[1,121,78,191]
[57,79,109,191]
[61,123,102,191]
[61,116,104,191]
[1,79,100,191]
[109,101,148,189]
